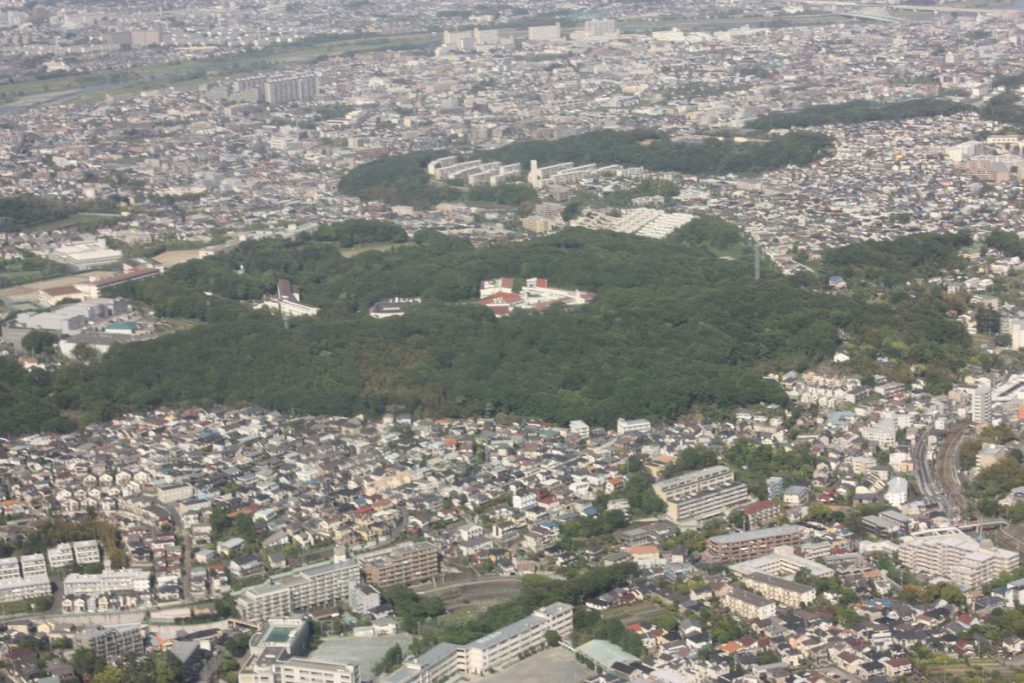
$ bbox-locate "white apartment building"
[665,484,749,525]
[48,543,76,570]
[271,658,358,683]
[653,466,749,524]
[0,557,21,582]
[156,483,195,503]
[64,568,151,595]
[972,380,993,425]
[729,547,835,580]
[240,618,358,683]
[616,417,652,435]
[463,602,573,675]
[654,466,733,499]
[384,602,573,682]
[237,558,360,622]
[0,576,52,603]
[19,553,48,579]
[721,586,777,621]
[898,528,1018,590]
[885,477,909,508]
[743,572,817,609]
[568,420,590,439]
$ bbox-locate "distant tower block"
[754,241,761,281]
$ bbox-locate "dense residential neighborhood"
[10,0,1024,680]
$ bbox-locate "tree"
[372,644,404,675]
[72,343,98,363]
[151,651,183,683]
[91,667,126,683]
[544,629,561,647]
[727,509,746,529]
[72,647,105,677]
[561,198,583,223]
[21,330,58,356]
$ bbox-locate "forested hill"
[337,129,835,209]
[745,97,967,131]
[0,221,970,436]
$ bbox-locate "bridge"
[956,518,1008,533]
[806,0,1019,16]
[836,7,905,22]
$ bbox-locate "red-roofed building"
[38,285,87,307]
[742,500,781,529]
[75,268,159,298]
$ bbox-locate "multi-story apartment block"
[704,525,804,564]
[653,466,748,524]
[360,542,440,589]
[156,483,195,504]
[19,553,48,579]
[384,602,573,682]
[0,554,52,604]
[47,543,76,570]
[239,618,358,683]
[74,624,145,662]
[898,528,1019,590]
[0,557,21,582]
[72,540,102,565]
[463,602,573,675]
[0,576,52,603]
[64,568,151,595]
[654,466,733,499]
[237,558,360,622]
[721,586,777,621]
[665,484,749,525]
[742,572,817,609]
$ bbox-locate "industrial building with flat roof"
[1,298,129,348]
[48,240,123,271]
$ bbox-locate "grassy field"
[25,213,122,233]
[918,658,1021,678]
[602,600,676,626]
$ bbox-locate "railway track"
[933,422,969,516]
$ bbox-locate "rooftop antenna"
[754,241,761,281]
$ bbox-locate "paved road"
[152,499,194,599]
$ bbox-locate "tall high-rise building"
[262,74,319,105]
[972,380,993,424]
[527,23,561,42]
[583,19,618,38]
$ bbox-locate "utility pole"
[754,241,761,281]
